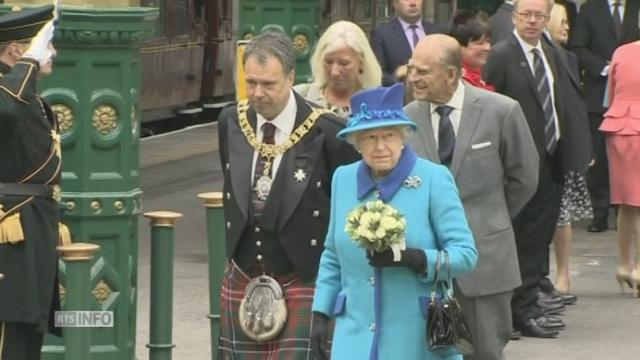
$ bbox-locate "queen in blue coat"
[310,83,478,360]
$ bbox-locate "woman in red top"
[449,11,494,92]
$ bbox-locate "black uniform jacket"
[0,59,62,335]
[217,91,359,280]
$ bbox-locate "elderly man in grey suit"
[404,34,539,360]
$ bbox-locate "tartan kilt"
[218,261,332,360]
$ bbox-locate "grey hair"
[345,125,415,150]
[242,31,296,75]
[439,40,463,80]
[513,0,555,13]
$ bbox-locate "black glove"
[310,311,329,360]
[367,248,427,276]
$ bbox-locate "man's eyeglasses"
[516,11,549,21]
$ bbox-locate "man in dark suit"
[371,0,441,85]
[216,32,358,358]
[0,5,62,360]
[570,0,640,232]
[490,0,578,45]
[484,0,589,338]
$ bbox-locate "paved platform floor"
[134,124,640,360]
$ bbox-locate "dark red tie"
[251,122,276,219]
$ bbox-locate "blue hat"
[337,83,416,139]
[0,5,55,43]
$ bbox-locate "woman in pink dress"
[600,41,640,297]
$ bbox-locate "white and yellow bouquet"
[345,200,407,258]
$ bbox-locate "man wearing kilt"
[0,4,63,360]
[216,31,359,358]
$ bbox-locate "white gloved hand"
[23,20,56,67]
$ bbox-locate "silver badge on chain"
[255,175,273,201]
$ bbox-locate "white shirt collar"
[513,28,543,54]
[256,90,297,137]
[430,81,465,115]
[610,0,625,6]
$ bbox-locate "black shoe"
[535,315,565,330]
[551,290,578,305]
[537,291,564,306]
[510,330,522,340]
[515,319,559,338]
[587,218,608,232]
[536,300,566,315]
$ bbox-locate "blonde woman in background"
[295,21,382,118]
[547,2,593,299]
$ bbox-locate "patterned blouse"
[293,82,352,119]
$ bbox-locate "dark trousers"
[0,322,44,360]
[586,112,610,220]
[511,154,562,325]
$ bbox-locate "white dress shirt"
[251,90,297,181]
[430,81,465,146]
[513,30,561,141]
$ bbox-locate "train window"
[175,0,189,36]
[349,0,373,23]
[141,0,164,40]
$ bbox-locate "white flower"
[345,201,406,252]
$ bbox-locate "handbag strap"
[430,251,449,299]
[442,250,455,299]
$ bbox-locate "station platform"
[135,123,640,360]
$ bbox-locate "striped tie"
[531,48,558,154]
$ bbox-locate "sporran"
[239,275,288,342]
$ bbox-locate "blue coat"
[313,151,478,360]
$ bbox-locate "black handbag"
[425,250,474,356]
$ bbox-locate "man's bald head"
[408,34,463,104]
[414,34,463,80]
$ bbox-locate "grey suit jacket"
[405,84,539,297]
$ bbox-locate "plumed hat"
[0,5,55,44]
[337,83,416,139]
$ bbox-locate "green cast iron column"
[0,4,157,360]
[57,243,101,360]
[238,0,321,84]
[143,211,182,360]
[197,192,226,358]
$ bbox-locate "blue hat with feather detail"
[337,83,416,139]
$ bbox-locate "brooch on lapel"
[294,168,307,182]
[403,176,422,189]
[294,154,308,182]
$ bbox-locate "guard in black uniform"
[0,4,63,360]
